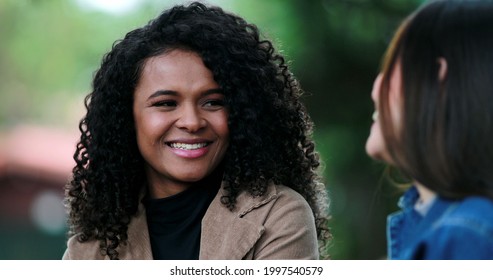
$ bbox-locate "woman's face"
[133,49,229,197]
[365,64,403,164]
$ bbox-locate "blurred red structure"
[0,125,77,225]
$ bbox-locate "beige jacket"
[62,183,319,260]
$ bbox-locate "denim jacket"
[387,186,493,259]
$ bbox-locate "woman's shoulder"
[426,196,493,246]
[441,196,493,223]
[415,196,493,259]
[271,184,313,213]
[234,183,316,238]
[437,196,493,232]
[234,183,318,259]
[62,234,106,260]
[273,184,308,200]
[233,183,312,218]
[266,184,315,224]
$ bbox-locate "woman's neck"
[146,164,224,199]
[414,181,436,204]
[148,181,191,199]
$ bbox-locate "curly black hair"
[65,1,330,260]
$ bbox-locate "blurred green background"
[0,0,424,259]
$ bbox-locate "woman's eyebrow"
[147,90,178,100]
[147,88,223,101]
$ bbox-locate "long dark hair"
[65,2,330,259]
[379,0,493,199]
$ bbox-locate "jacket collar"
[199,182,278,259]
[123,181,279,260]
[121,198,153,259]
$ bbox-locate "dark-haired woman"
[63,2,330,260]
[366,0,493,259]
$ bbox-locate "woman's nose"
[175,104,207,132]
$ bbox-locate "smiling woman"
[133,50,230,198]
[63,2,330,260]
[366,0,493,259]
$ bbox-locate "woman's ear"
[437,57,448,81]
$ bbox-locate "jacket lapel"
[121,182,278,260]
[199,183,278,259]
[121,200,153,260]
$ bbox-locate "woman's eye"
[153,100,177,107]
[203,99,224,108]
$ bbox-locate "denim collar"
[397,186,420,210]
[388,186,459,259]
[398,186,453,219]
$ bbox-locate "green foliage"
[0,0,157,127]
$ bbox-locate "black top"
[143,181,220,260]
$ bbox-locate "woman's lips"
[166,141,211,158]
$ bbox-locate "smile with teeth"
[168,142,210,150]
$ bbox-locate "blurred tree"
[0,0,158,128]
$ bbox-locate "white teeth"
[372,111,379,121]
[169,142,208,150]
